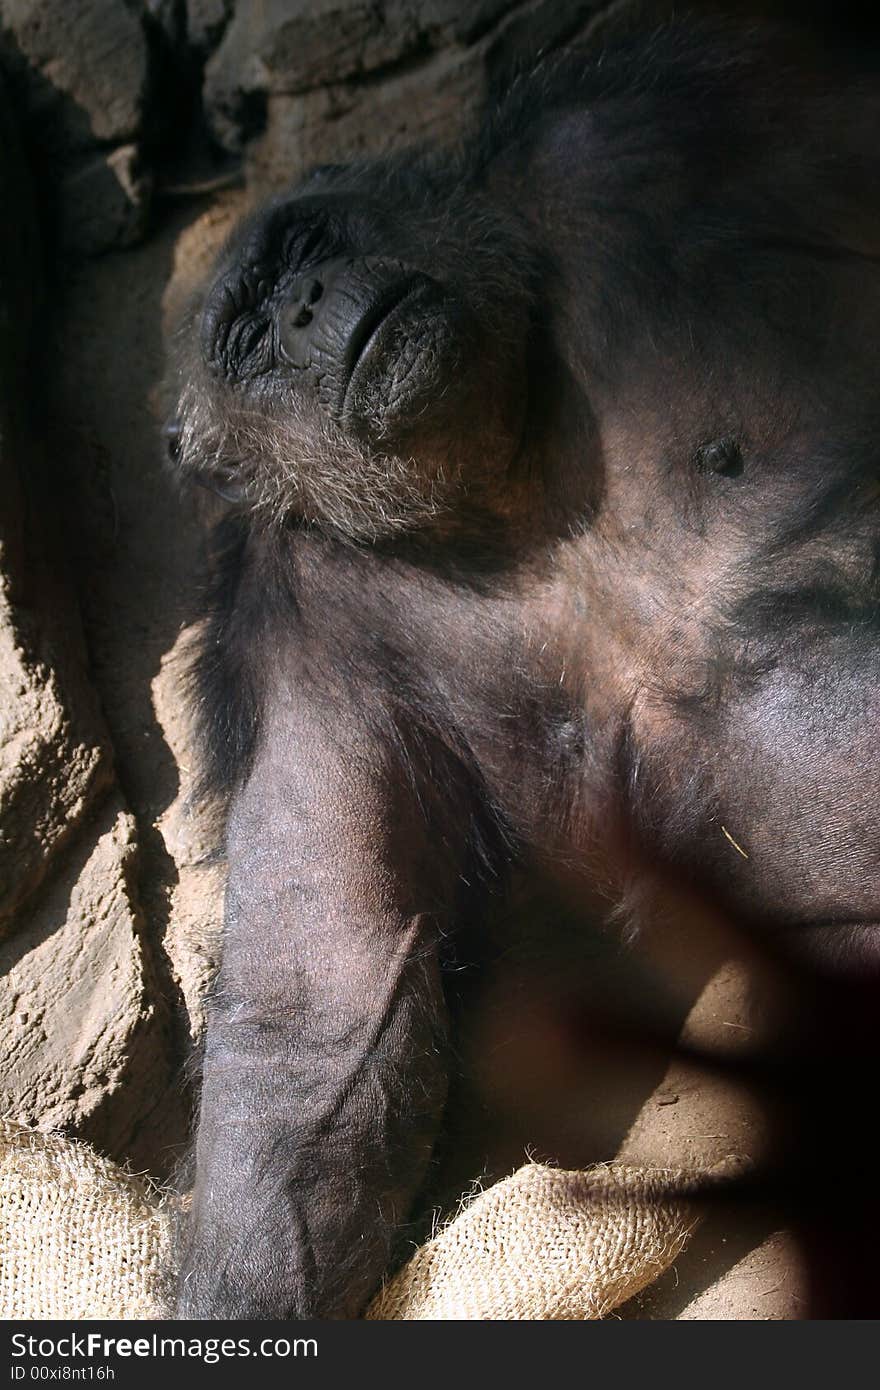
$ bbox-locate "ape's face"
[174,176,533,537]
[203,199,463,433]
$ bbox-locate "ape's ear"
[195,471,251,505]
[163,417,182,464]
[163,418,249,505]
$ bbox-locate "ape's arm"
[177,682,460,1319]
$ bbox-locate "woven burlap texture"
[366,1163,695,1319]
[1,1120,695,1320]
[0,1121,171,1319]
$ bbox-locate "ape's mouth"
[339,276,448,432]
[345,281,420,381]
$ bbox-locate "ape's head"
[170,162,535,538]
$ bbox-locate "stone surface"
[0,0,161,256]
[0,0,152,155]
[0,76,111,930]
[46,191,249,1061]
[249,43,485,192]
[0,80,183,1173]
[0,596,111,931]
[0,518,180,1169]
[203,0,608,163]
[58,144,153,256]
[143,0,185,47]
[0,803,151,1138]
[186,0,234,55]
[204,0,432,135]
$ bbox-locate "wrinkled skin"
[169,21,880,1318]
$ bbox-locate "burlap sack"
[0,1120,172,1319]
[0,1120,695,1320]
[365,1164,696,1320]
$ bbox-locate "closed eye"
[285,221,330,271]
[228,314,272,374]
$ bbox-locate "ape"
[169,19,880,1319]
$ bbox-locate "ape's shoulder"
[480,19,764,154]
[477,15,860,182]
[187,521,425,807]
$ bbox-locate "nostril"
[288,276,323,329]
[291,276,324,318]
[279,259,349,367]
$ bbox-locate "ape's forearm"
[177,912,448,1319]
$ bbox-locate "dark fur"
[170,18,880,1318]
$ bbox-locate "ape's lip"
[338,277,426,423]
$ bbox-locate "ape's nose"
[287,275,324,328]
[279,258,349,369]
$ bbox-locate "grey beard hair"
[175,377,453,541]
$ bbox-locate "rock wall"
[0,71,181,1171]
